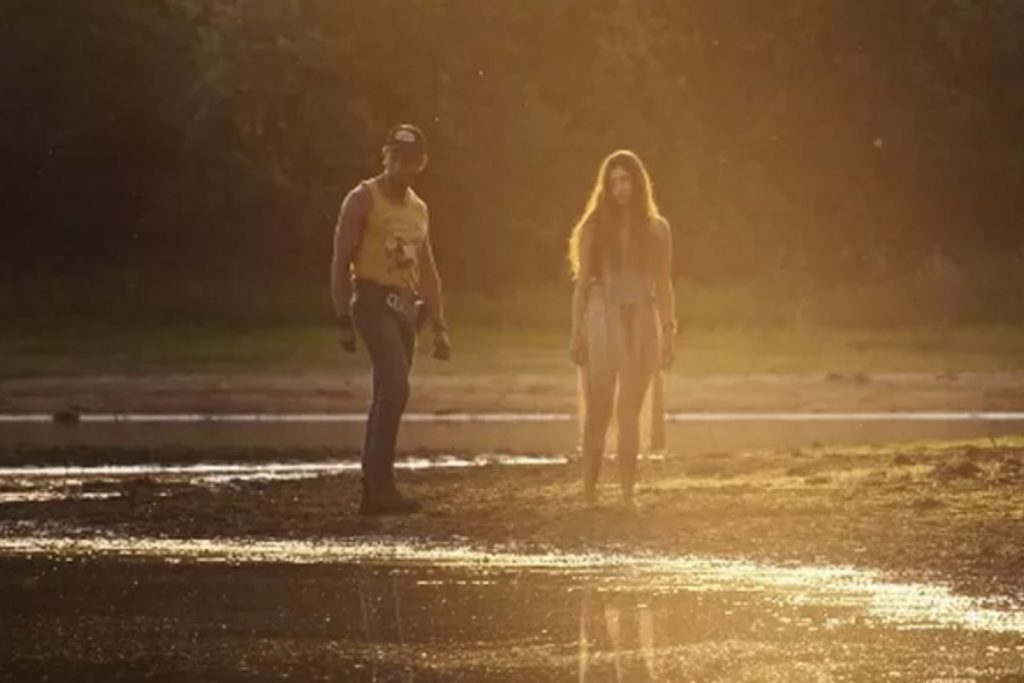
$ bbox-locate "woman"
[569,150,676,507]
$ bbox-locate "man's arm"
[419,221,451,360]
[419,233,448,332]
[420,232,452,360]
[331,184,372,320]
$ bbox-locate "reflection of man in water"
[357,572,415,682]
[579,589,658,682]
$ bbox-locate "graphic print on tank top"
[353,180,428,293]
[383,221,423,289]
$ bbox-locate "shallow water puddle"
[0,453,568,479]
[0,490,121,504]
[0,454,571,497]
[1,532,1022,679]
[1,531,1022,635]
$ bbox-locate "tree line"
[3,1,1022,322]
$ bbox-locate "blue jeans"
[352,280,416,492]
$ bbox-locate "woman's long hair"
[568,149,661,280]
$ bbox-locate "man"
[331,124,451,515]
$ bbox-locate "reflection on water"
[0,454,668,503]
[0,454,568,481]
[0,455,571,504]
[354,578,664,682]
[0,541,1021,681]
[359,575,417,683]
[0,490,120,504]
[579,589,658,682]
[1,530,1022,636]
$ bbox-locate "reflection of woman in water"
[579,588,659,682]
[569,150,676,507]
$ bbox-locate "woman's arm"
[653,217,677,339]
[570,222,594,363]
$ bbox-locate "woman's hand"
[660,324,676,369]
[661,340,675,370]
[570,329,587,366]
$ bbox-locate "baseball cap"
[384,124,427,160]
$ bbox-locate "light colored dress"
[578,248,666,452]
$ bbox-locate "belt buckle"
[386,291,412,319]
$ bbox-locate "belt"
[356,279,423,326]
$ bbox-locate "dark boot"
[359,482,422,516]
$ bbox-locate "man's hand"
[337,314,357,353]
[432,328,452,361]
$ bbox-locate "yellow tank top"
[352,179,429,292]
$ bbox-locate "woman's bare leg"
[615,305,658,506]
[616,368,652,505]
[580,291,616,504]
[649,371,665,453]
[581,370,615,504]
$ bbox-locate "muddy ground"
[2,437,1023,604]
